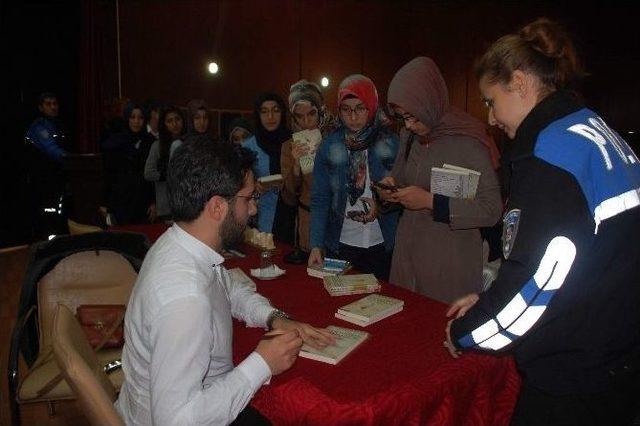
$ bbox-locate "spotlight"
[208,62,219,74]
[320,77,329,87]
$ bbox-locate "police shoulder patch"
[502,208,521,259]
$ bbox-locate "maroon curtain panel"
[76,0,103,153]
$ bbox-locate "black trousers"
[329,242,391,281]
[230,406,271,426]
[511,375,640,426]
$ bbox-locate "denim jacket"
[242,135,279,232]
[310,126,400,253]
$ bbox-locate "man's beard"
[220,208,246,250]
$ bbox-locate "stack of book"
[307,257,351,278]
[323,274,380,296]
[335,294,404,326]
[299,325,369,365]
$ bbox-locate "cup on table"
[260,250,274,271]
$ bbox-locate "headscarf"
[288,79,336,135]
[227,116,254,144]
[123,101,148,137]
[253,93,291,174]
[185,99,210,137]
[337,74,388,204]
[158,105,185,180]
[387,57,501,168]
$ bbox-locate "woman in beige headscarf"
[377,57,502,303]
[280,80,335,252]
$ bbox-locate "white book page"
[430,167,470,198]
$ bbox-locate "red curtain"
[76,0,103,153]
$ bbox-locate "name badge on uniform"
[502,209,521,260]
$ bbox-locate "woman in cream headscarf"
[280,80,335,252]
[377,57,502,303]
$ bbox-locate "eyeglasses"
[389,112,418,124]
[220,193,261,203]
[482,98,494,109]
[339,104,368,116]
[384,105,418,124]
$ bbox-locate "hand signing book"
[271,317,337,350]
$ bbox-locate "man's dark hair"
[38,92,57,106]
[167,140,255,222]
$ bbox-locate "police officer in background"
[24,92,73,239]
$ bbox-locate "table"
[110,224,520,424]
[229,247,520,425]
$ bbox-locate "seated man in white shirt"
[116,140,334,425]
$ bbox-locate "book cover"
[442,164,481,197]
[323,274,380,296]
[292,128,322,175]
[299,326,369,365]
[430,163,481,200]
[337,294,404,322]
[307,258,351,278]
[324,274,378,289]
[335,303,404,327]
[258,174,283,191]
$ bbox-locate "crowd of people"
[23,17,640,426]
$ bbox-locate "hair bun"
[520,18,571,59]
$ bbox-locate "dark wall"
[4,0,638,247]
[2,0,81,247]
[116,0,639,131]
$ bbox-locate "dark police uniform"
[24,116,70,237]
[450,91,640,425]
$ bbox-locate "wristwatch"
[266,309,290,330]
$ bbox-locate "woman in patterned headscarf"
[280,80,336,252]
[377,56,502,303]
[309,74,399,279]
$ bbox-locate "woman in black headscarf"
[242,93,295,243]
[102,101,155,224]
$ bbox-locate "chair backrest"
[52,304,124,426]
[68,219,103,235]
[37,250,137,349]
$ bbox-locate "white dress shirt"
[115,224,276,425]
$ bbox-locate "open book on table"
[299,326,369,365]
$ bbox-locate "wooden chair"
[51,304,124,425]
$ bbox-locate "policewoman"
[446,18,640,425]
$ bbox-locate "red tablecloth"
[111,224,521,425]
[228,246,520,425]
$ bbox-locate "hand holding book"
[269,317,336,350]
